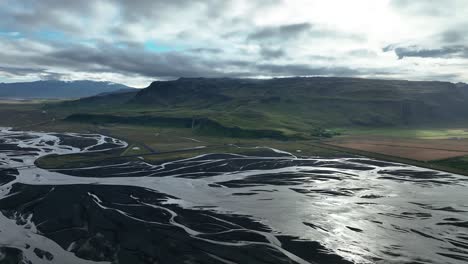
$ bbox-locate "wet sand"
[0,128,467,263]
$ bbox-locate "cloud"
[0,66,47,76]
[389,0,460,16]
[247,22,363,43]
[0,38,371,81]
[0,0,468,85]
[441,30,465,43]
[384,45,468,59]
[255,64,362,76]
[247,23,312,41]
[259,47,286,59]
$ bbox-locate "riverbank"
[2,100,468,176]
[1,127,467,264]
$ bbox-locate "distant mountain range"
[0,80,135,99]
[50,77,468,138]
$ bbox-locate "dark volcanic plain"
[1,128,467,264]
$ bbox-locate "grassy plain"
[339,127,468,139]
[3,100,468,176]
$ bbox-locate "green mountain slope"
[49,77,468,138]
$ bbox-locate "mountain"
[456,82,468,97]
[50,77,468,138]
[0,80,135,99]
[131,77,468,126]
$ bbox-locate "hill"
[0,80,135,99]
[48,77,468,139]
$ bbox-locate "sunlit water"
[0,127,467,264]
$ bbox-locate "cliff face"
[129,77,468,126]
[55,77,468,129]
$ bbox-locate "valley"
[3,1,468,263]
[2,77,468,176]
[2,77,468,264]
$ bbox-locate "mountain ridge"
[0,80,135,99]
[49,77,468,138]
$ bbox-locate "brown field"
[326,136,468,161]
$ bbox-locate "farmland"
[326,135,468,161]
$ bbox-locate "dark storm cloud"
[36,45,222,78]
[0,39,365,79]
[0,65,67,81]
[247,22,364,45]
[256,64,362,76]
[0,0,232,37]
[248,23,312,41]
[1,0,283,32]
[116,0,232,25]
[1,0,466,84]
[187,48,223,54]
[0,0,93,33]
[0,66,47,76]
[259,47,286,59]
[384,45,468,59]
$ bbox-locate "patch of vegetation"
[120,143,152,156]
[0,100,60,128]
[35,140,346,170]
[310,128,341,138]
[54,134,97,149]
[65,114,194,128]
[340,127,468,139]
[431,156,468,173]
[65,114,289,140]
[35,149,128,169]
[45,77,468,140]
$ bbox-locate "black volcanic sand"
[52,134,98,150]
[377,169,467,185]
[0,143,40,152]
[0,247,26,264]
[0,183,350,264]
[52,153,374,179]
[0,168,17,185]
[2,129,468,264]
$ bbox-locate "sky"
[0,0,467,87]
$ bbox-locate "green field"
[0,101,341,168]
[340,127,468,139]
[433,156,468,172]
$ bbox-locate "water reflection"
[0,128,467,263]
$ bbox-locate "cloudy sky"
[0,0,467,87]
